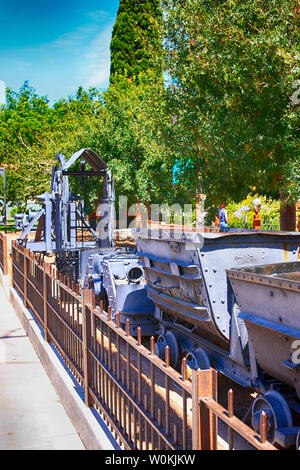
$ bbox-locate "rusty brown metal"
[137,326,142,347]
[137,326,142,405]
[174,424,178,447]
[228,388,234,450]
[82,292,94,407]
[43,270,48,343]
[165,345,170,368]
[260,410,267,444]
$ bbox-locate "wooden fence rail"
[11,240,277,451]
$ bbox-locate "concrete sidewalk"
[0,284,86,450]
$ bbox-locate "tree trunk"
[280,191,296,231]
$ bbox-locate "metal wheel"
[154,330,179,368]
[251,391,293,445]
[184,347,210,379]
[296,429,300,450]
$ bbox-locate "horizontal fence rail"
[11,240,277,451]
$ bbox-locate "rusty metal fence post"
[0,233,8,275]
[23,248,30,308]
[192,368,218,450]
[82,289,94,408]
[43,262,48,342]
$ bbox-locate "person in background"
[218,203,229,231]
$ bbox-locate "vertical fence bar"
[137,327,142,405]
[82,289,94,407]
[144,394,149,450]
[126,319,131,392]
[1,234,8,275]
[24,248,29,307]
[165,346,170,437]
[181,358,188,449]
[260,411,267,444]
[228,389,234,450]
[116,312,121,381]
[43,264,48,342]
[150,336,155,449]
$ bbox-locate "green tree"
[0,78,173,215]
[0,81,53,208]
[0,83,103,209]
[87,73,173,209]
[110,0,162,83]
[162,0,300,223]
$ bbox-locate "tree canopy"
[0,0,298,226]
[162,0,300,211]
[0,76,173,212]
[110,0,162,82]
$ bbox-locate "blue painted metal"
[227,261,300,399]
[251,390,293,445]
[84,249,155,336]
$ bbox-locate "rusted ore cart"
[227,262,300,448]
[135,229,300,448]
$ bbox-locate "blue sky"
[0,0,119,104]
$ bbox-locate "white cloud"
[83,22,114,88]
[0,11,116,101]
[0,80,6,105]
[85,10,111,23]
[50,24,98,49]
